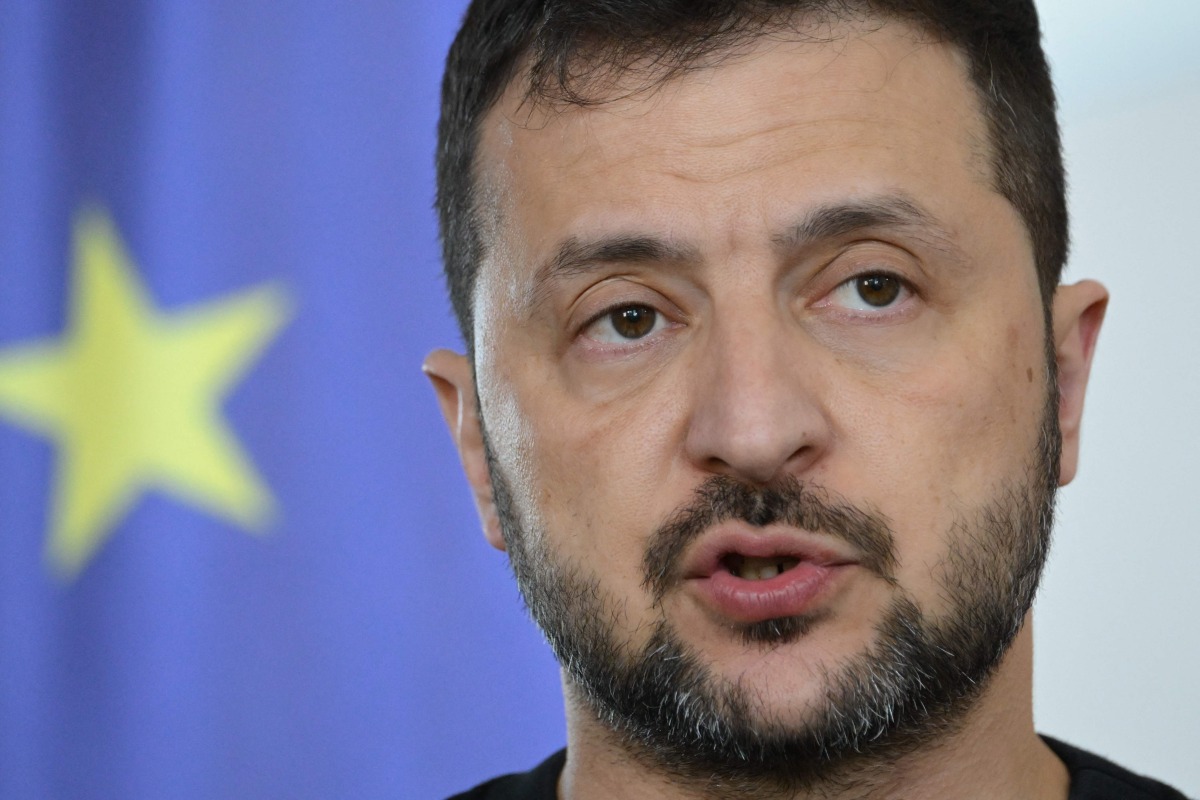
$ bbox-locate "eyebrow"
[528,193,964,307]
[528,234,699,311]
[533,234,698,286]
[772,194,960,256]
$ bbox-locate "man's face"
[449,17,1082,787]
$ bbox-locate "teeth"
[730,556,799,580]
[753,564,781,580]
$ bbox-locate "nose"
[683,311,832,485]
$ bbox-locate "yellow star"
[0,209,292,578]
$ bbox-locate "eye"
[828,273,909,312]
[583,304,666,344]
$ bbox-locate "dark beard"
[481,384,1060,797]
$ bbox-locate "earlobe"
[1051,280,1109,486]
[422,348,507,551]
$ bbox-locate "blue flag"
[0,2,563,797]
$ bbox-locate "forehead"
[473,18,999,314]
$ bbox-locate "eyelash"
[579,302,671,347]
[822,270,916,316]
[573,266,916,353]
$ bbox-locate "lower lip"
[687,562,853,623]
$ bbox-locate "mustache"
[642,476,898,603]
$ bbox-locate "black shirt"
[448,749,564,800]
[448,738,1191,799]
[1044,737,1190,800]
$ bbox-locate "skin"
[426,18,1108,800]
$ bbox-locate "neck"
[557,621,1069,800]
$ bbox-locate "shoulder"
[445,750,567,800]
[1043,736,1193,800]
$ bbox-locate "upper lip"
[681,524,860,580]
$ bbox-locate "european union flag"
[0,2,563,796]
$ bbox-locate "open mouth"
[721,553,802,581]
[677,529,858,623]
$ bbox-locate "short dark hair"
[436,0,1066,348]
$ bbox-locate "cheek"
[833,322,1046,565]
[873,319,1042,462]
[476,375,542,527]
[497,367,686,583]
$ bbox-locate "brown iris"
[856,274,902,307]
[609,306,657,339]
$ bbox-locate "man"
[423,1,1187,798]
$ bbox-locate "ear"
[423,348,507,551]
[1051,280,1109,486]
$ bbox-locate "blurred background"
[0,1,1195,797]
